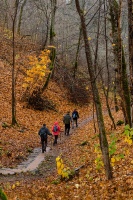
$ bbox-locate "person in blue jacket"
[72,109,79,128]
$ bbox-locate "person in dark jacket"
[72,109,79,127]
[38,124,52,153]
[63,111,72,136]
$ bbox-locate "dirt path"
[0,116,94,177]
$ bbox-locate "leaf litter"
[0,30,133,199]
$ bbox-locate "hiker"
[38,124,52,153]
[72,109,79,127]
[52,121,61,145]
[63,111,72,136]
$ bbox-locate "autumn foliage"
[22,50,53,110]
[23,50,50,91]
[0,28,133,200]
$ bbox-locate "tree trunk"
[73,26,82,79]
[103,0,116,129]
[42,0,57,92]
[17,0,27,35]
[127,0,133,126]
[12,0,19,125]
[109,0,131,126]
[50,0,56,45]
[41,18,49,50]
[75,0,113,180]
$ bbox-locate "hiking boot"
[42,148,46,153]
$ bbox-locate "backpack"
[39,127,47,138]
[72,112,77,119]
[53,125,58,132]
[63,115,71,124]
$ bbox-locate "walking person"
[72,109,79,127]
[52,121,61,145]
[38,124,52,153]
[63,111,72,136]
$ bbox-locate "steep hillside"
[0,28,90,167]
[0,28,133,200]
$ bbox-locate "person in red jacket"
[52,121,61,145]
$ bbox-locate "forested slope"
[0,28,133,200]
[0,27,89,167]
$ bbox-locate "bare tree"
[109,0,131,126]
[12,0,19,125]
[42,0,57,91]
[127,0,133,126]
[17,0,27,35]
[75,0,113,180]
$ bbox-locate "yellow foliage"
[124,137,132,145]
[47,45,56,49]
[111,157,115,163]
[97,154,101,158]
[57,162,61,168]
[99,161,104,166]
[115,156,120,162]
[12,184,16,189]
[94,146,100,153]
[4,29,13,39]
[15,181,20,186]
[57,168,62,175]
[127,138,132,145]
[23,50,51,89]
[56,156,71,179]
[62,170,69,178]
[61,163,64,170]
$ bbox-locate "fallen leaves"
[0,28,133,199]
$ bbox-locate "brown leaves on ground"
[1,107,133,199]
[0,29,133,199]
[1,62,133,199]
[0,77,88,167]
[0,54,89,168]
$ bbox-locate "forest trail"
[0,115,94,175]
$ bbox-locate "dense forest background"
[0,0,133,199]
